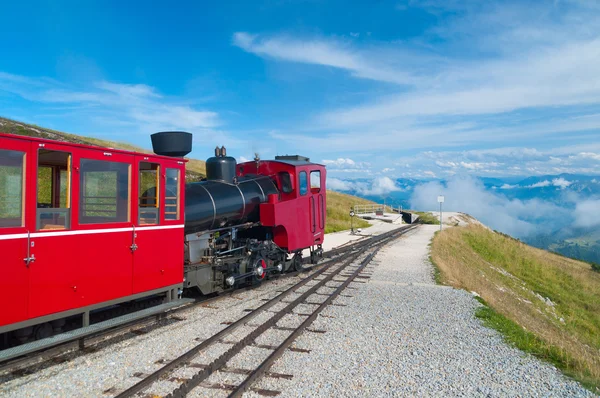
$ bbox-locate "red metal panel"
[0,135,31,326]
[74,230,133,307]
[132,227,183,294]
[0,237,29,326]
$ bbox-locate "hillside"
[431,223,600,392]
[0,117,376,233]
[0,116,207,180]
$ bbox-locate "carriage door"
[132,159,163,293]
[0,138,30,327]
[310,171,322,237]
[28,144,78,318]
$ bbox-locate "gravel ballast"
[250,225,595,397]
[1,224,594,397]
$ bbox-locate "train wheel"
[33,322,53,340]
[293,253,306,272]
[254,258,267,282]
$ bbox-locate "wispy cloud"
[233,32,423,85]
[0,71,219,134]
[236,1,600,169]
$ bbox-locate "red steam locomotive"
[0,131,326,343]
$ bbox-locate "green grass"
[475,303,597,391]
[431,224,600,393]
[325,190,374,233]
[414,211,440,225]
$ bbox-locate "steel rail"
[229,245,384,397]
[1,225,414,383]
[123,225,415,398]
[115,241,372,398]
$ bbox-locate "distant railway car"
[0,131,326,344]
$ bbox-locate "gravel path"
[1,224,594,397]
[250,225,595,397]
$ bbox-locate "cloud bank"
[327,176,402,196]
[409,176,570,237]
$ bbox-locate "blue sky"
[1,0,600,181]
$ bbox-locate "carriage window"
[0,149,25,228]
[278,172,293,193]
[165,168,180,220]
[80,159,130,224]
[37,150,71,230]
[139,162,159,225]
[310,170,321,193]
[299,171,308,196]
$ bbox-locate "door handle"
[24,231,35,267]
[24,253,36,267]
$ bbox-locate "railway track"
[0,225,415,382]
[115,225,416,397]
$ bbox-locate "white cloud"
[233,32,421,85]
[382,167,395,172]
[551,177,572,189]
[528,180,551,188]
[327,176,402,196]
[500,184,517,189]
[239,156,250,162]
[574,199,600,228]
[322,158,357,167]
[525,178,572,189]
[240,3,600,163]
[0,72,220,134]
[410,176,568,237]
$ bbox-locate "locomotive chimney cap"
[151,131,192,157]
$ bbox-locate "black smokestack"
[151,131,192,157]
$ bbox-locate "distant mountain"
[330,173,600,266]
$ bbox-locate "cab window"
[310,170,321,193]
[299,171,308,196]
[279,172,293,193]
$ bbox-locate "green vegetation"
[431,224,600,392]
[414,211,440,225]
[325,190,374,233]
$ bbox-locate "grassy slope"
[431,224,600,392]
[1,116,375,233]
[0,116,207,180]
[325,190,374,233]
[413,211,440,225]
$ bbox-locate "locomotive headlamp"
[226,276,236,286]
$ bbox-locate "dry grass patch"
[431,224,600,392]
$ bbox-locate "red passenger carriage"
[0,133,185,339]
[0,131,326,345]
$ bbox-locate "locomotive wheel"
[293,253,306,272]
[254,258,268,281]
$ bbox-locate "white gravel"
[248,225,595,397]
